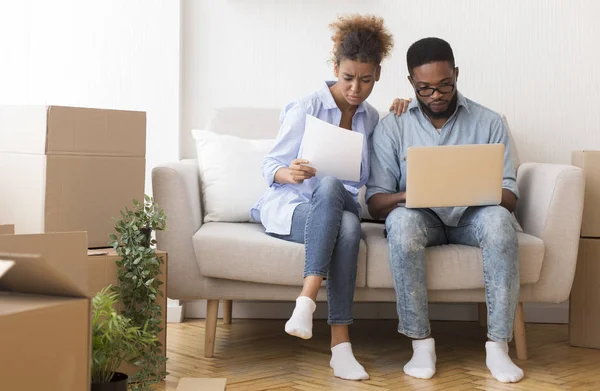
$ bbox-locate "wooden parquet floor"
[153,319,600,390]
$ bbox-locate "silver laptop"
[405,144,504,208]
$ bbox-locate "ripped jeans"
[385,206,519,342]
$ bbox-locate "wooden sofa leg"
[205,300,219,358]
[514,302,528,360]
[223,300,233,324]
[478,303,487,328]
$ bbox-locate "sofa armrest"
[152,159,206,299]
[515,163,585,302]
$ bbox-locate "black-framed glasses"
[412,81,456,97]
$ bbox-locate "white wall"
[180,0,599,322]
[181,0,600,163]
[0,0,180,195]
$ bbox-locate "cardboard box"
[177,378,227,391]
[570,238,600,349]
[0,106,146,248]
[572,151,600,238]
[0,231,89,294]
[88,248,168,377]
[0,232,90,391]
[0,224,14,235]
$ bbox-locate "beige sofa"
[152,108,585,358]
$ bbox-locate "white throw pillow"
[192,129,274,222]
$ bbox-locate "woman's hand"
[274,158,316,184]
[288,159,316,184]
[389,98,413,116]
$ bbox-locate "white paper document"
[300,115,364,182]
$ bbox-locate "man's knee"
[385,208,428,252]
[386,208,427,233]
[474,206,517,246]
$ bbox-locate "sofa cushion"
[194,222,367,287]
[362,222,545,290]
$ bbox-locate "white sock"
[284,296,316,339]
[330,342,369,380]
[403,338,436,380]
[486,341,524,383]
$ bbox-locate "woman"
[251,15,408,380]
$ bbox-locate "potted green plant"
[109,195,168,390]
[92,286,156,391]
[113,195,166,248]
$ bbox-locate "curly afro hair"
[329,14,394,65]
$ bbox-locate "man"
[366,37,524,383]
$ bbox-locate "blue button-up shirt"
[251,81,380,235]
[366,92,519,227]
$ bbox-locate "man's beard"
[418,93,458,119]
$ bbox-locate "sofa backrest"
[206,108,520,167]
[204,108,521,221]
[206,107,281,139]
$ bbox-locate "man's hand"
[389,98,413,116]
[501,189,517,213]
[274,158,316,185]
[367,192,406,220]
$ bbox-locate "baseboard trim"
[167,299,185,323]
[523,302,569,324]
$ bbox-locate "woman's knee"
[313,176,345,198]
[337,211,362,243]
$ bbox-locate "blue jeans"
[385,206,519,342]
[269,176,361,325]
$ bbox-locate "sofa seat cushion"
[362,222,545,290]
[194,222,367,287]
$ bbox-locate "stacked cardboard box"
[0,105,165,387]
[0,224,14,235]
[570,151,600,348]
[0,106,146,248]
[0,231,90,391]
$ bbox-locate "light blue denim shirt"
[251,81,380,235]
[366,92,519,227]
